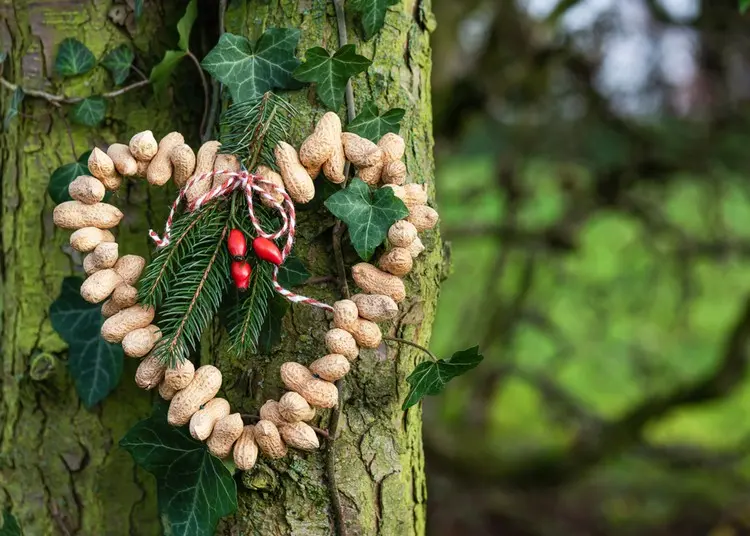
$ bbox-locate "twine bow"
[149,169,334,312]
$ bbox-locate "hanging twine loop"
[149,170,334,312]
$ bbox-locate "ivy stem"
[0,77,149,105]
[333,0,356,124]
[186,50,210,141]
[382,336,439,362]
[240,414,330,439]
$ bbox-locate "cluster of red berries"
[227,229,283,290]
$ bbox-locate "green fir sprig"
[218,92,295,171]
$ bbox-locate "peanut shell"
[212,153,240,188]
[190,398,231,441]
[280,362,338,408]
[388,220,418,248]
[83,242,119,275]
[80,269,124,303]
[122,324,162,358]
[348,318,382,349]
[378,247,413,276]
[53,201,123,230]
[275,142,314,203]
[70,227,115,252]
[114,255,146,285]
[333,300,358,330]
[164,359,195,391]
[381,160,407,185]
[206,413,244,458]
[324,328,359,361]
[378,133,405,162]
[351,294,398,322]
[255,165,285,207]
[135,353,167,390]
[147,132,184,186]
[358,161,383,185]
[342,133,382,167]
[107,143,139,176]
[407,236,425,258]
[88,148,122,190]
[186,140,220,204]
[234,425,259,471]
[402,184,428,206]
[254,420,287,459]
[407,205,439,231]
[309,354,351,382]
[259,400,286,427]
[129,130,158,161]
[111,283,138,309]
[278,391,315,422]
[168,365,223,426]
[170,143,196,188]
[158,381,179,401]
[352,263,406,302]
[101,304,155,343]
[68,175,105,204]
[279,421,320,451]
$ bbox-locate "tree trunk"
[0,1,439,535]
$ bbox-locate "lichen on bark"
[0,0,438,535]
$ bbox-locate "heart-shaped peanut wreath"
[52,97,438,471]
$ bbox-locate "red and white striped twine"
[149,170,334,312]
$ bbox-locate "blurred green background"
[425,1,750,534]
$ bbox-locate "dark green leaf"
[0,509,21,536]
[120,404,238,536]
[134,0,143,17]
[202,29,301,103]
[50,277,124,408]
[257,295,289,353]
[149,50,187,96]
[55,38,96,77]
[324,178,409,260]
[350,0,399,40]
[294,45,372,110]
[277,255,310,287]
[742,0,750,13]
[70,97,107,127]
[347,102,405,142]
[402,346,483,410]
[101,45,134,85]
[3,87,23,132]
[177,0,198,51]
[48,152,91,204]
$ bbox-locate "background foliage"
[425,0,750,534]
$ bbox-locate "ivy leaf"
[294,45,371,110]
[742,0,750,13]
[48,151,92,204]
[101,45,134,85]
[0,509,21,536]
[3,87,23,132]
[120,404,238,536]
[55,38,96,77]
[201,29,302,103]
[257,295,289,353]
[402,347,484,410]
[277,255,310,287]
[324,178,408,260]
[50,277,124,408]
[150,50,186,96]
[350,0,399,40]
[177,0,198,51]
[135,0,143,17]
[70,97,107,127]
[347,102,405,142]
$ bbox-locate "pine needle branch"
[219,92,295,170]
[227,261,274,356]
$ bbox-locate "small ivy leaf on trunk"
[347,102,405,142]
[3,87,23,132]
[350,0,399,40]
[277,255,310,287]
[257,295,290,353]
[70,97,107,127]
[0,509,21,536]
[120,404,238,536]
[150,50,187,96]
[402,346,484,410]
[293,45,372,110]
[324,178,408,260]
[101,45,134,85]
[202,30,302,103]
[55,38,96,77]
[177,0,198,51]
[49,277,124,408]
[48,151,92,204]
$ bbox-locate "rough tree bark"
[0,1,439,535]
